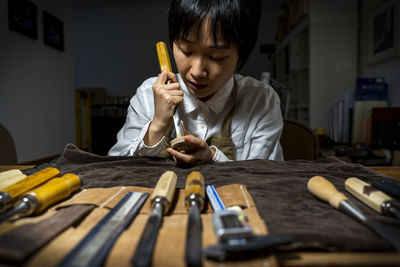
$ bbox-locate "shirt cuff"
[130,120,167,157]
[210,145,231,162]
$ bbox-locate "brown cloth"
[49,143,400,252]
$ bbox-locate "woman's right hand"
[144,71,183,146]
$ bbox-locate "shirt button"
[200,123,206,129]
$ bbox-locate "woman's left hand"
[166,135,216,166]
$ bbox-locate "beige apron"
[159,84,237,160]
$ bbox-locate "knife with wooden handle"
[131,171,177,267]
[308,176,400,250]
[345,177,400,218]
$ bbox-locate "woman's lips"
[187,80,208,91]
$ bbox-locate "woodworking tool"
[184,171,205,267]
[308,176,400,250]
[0,169,27,190]
[371,179,400,200]
[0,205,94,265]
[0,173,81,223]
[131,171,177,267]
[204,184,292,262]
[57,191,148,267]
[156,41,184,137]
[0,167,60,213]
[345,177,400,218]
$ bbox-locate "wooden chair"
[0,124,17,164]
[280,119,319,160]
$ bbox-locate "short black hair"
[168,0,262,70]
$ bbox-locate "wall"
[0,0,75,163]
[73,1,277,97]
[359,0,400,107]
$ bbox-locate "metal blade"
[173,112,184,136]
[340,200,400,250]
[131,203,163,267]
[57,191,148,267]
[185,204,202,267]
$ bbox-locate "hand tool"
[184,171,205,267]
[156,41,191,153]
[0,169,27,190]
[0,205,94,265]
[204,184,292,262]
[345,177,400,218]
[0,173,81,223]
[0,167,60,213]
[308,175,400,250]
[57,191,148,267]
[131,170,177,267]
[371,179,400,200]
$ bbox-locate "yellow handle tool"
[156,41,173,72]
[185,171,205,210]
[0,167,60,212]
[0,173,81,222]
[0,169,27,190]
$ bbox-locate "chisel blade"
[57,191,148,267]
[185,204,202,267]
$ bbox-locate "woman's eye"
[210,55,228,61]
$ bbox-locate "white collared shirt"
[108,74,284,161]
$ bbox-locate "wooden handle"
[345,177,392,213]
[4,167,60,199]
[31,173,81,214]
[0,170,27,190]
[185,171,205,200]
[156,42,172,72]
[307,176,348,209]
[151,171,177,205]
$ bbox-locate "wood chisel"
[156,41,192,153]
[131,170,177,267]
[308,176,400,250]
[184,171,205,267]
[57,191,148,267]
[0,169,27,190]
[371,179,400,200]
[0,167,60,213]
[0,173,81,223]
[204,184,292,262]
[345,177,400,218]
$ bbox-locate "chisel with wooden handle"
[0,173,81,223]
[0,169,27,190]
[308,176,400,250]
[156,41,191,153]
[0,167,60,213]
[345,177,400,218]
[131,170,177,267]
[185,171,205,267]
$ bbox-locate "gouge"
[156,42,190,153]
[345,177,400,218]
[185,171,205,267]
[0,167,60,213]
[57,191,148,267]
[0,169,27,190]
[308,176,400,250]
[131,170,177,267]
[0,173,81,223]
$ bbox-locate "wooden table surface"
[1,165,400,266]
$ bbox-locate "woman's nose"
[190,57,207,79]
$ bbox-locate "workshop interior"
[1,0,400,266]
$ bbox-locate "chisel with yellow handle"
[345,177,400,218]
[0,169,27,190]
[0,173,80,223]
[308,175,400,250]
[131,170,177,267]
[156,42,191,153]
[0,167,60,212]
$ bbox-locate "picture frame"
[43,11,64,51]
[367,0,400,65]
[8,0,37,40]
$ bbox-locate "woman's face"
[173,19,239,101]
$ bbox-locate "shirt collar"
[178,74,234,115]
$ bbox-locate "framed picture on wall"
[8,0,37,39]
[368,0,400,65]
[43,11,64,51]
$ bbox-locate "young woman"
[109,0,283,165]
